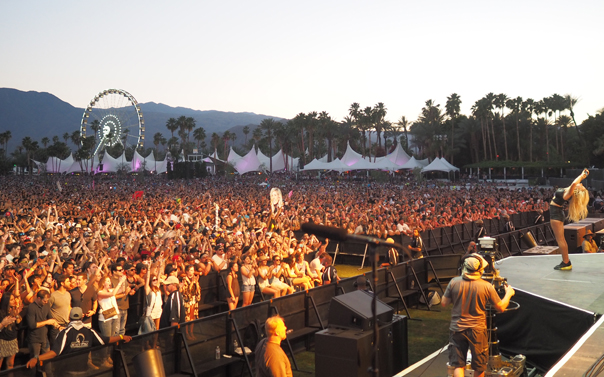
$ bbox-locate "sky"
[1,0,602,126]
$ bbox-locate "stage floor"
[496,253,604,314]
[396,253,604,377]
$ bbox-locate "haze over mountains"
[0,88,285,152]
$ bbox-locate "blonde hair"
[568,189,589,223]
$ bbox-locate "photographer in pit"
[441,254,515,377]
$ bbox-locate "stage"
[395,253,604,377]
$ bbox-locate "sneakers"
[554,261,572,270]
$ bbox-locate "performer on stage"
[550,169,589,270]
[441,254,515,377]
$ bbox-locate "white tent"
[399,156,424,170]
[131,150,146,172]
[144,151,157,172]
[421,157,456,173]
[227,147,242,165]
[386,143,411,166]
[340,142,365,167]
[417,158,430,167]
[98,153,120,173]
[155,157,168,174]
[234,148,262,175]
[439,157,460,171]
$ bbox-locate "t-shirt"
[443,276,502,331]
[52,322,109,372]
[212,254,227,270]
[111,276,129,310]
[70,286,98,324]
[254,338,293,377]
[49,290,72,325]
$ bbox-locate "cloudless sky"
[1,0,602,126]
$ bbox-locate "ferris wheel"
[80,89,145,156]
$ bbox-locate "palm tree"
[260,118,278,172]
[318,112,338,162]
[535,99,550,161]
[52,135,59,144]
[71,130,81,149]
[22,136,39,174]
[564,94,582,139]
[445,93,461,163]
[153,132,163,154]
[165,118,178,139]
[63,132,70,145]
[222,131,231,160]
[505,96,523,161]
[305,112,318,160]
[242,126,250,145]
[1,131,11,156]
[211,133,221,156]
[472,99,489,160]
[41,137,50,148]
[494,93,509,160]
[193,127,206,150]
[373,103,387,159]
[397,116,412,153]
[556,115,572,161]
[523,98,536,161]
[483,93,498,160]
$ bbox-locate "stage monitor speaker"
[133,348,165,377]
[521,231,537,248]
[563,224,587,252]
[328,290,394,331]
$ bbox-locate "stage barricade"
[426,254,462,280]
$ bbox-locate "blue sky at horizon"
[1,0,602,125]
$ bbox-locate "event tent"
[421,157,459,173]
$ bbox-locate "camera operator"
[441,254,515,377]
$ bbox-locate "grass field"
[290,264,452,377]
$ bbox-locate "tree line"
[1,93,604,175]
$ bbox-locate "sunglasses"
[152,278,158,281]
[115,269,123,272]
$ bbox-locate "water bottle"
[215,346,220,360]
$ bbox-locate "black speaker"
[328,290,394,331]
[563,224,587,252]
[391,314,409,374]
[316,316,408,377]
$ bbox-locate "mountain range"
[0,88,286,152]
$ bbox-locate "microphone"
[301,223,406,251]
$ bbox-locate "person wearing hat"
[441,254,515,377]
[582,230,598,253]
[159,275,186,328]
[26,307,132,371]
[354,276,371,292]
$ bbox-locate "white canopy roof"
[234,147,262,175]
[439,157,460,171]
[227,147,242,165]
[421,157,457,173]
[386,143,411,166]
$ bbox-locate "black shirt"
[51,322,109,372]
[26,301,52,344]
[160,290,185,328]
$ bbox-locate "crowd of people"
[0,173,571,369]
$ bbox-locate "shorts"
[448,328,488,372]
[242,284,255,293]
[271,279,290,290]
[549,205,565,222]
[0,338,18,358]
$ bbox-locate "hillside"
[0,88,285,152]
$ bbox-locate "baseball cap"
[70,307,84,321]
[163,276,180,285]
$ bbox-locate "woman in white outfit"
[97,274,125,367]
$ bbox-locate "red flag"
[133,191,144,200]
